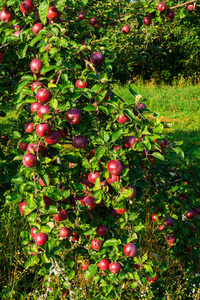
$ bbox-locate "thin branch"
[56,69,63,84]
[171,0,197,9]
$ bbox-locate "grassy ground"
[113,82,200,164]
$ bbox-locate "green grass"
[113,82,200,163]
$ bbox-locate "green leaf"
[135,223,145,232]
[124,108,135,120]
[68,269,75,280]
[81,0,88,8]
[83,104,96,112]
[129,212,139,221]
[173,147,184,158]
[111,128,124,143]
[129,84,138,96]
[103,239,121,247]
[39,1,49,25]
[50,98,58,110]
[84,264,97,280]
[25,256,39,269]
[152,152,165,161]
[93,189,103,203]
[27,194,37,211]
[84,227,96,235]
[30,35,43,46]
[40,65,56,75]
[93,177,101,191]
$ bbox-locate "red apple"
[188,4,194,10]
[116,114,129,124]
[20,0,34,14]
[107,173,119,184]
[143,17,151,25]
[115,208,126,214]
[91,238,102,251]
[65,108,82,125]
[36,88,52,103]
[81,260,90,270]
[122,25,130,34]
[90,17,97,26]
[30,59,43,74]
[27,142,46,155]
[96,224,108,236]
[111,208,119,218]
[84,196,96,209]
[13,31,21,37]
[166,236,176,247]
[36,123,52,137]
[47,6,61,21]
[153,138,167,149]
[44,130,61,145]
[164,217,174,226]
[19,201,27,214]
[75,79,89,88]
[22,153,37,167]
[107,160,123,175]
[31,227,37,239]
[32,23,43,35]
[59,128,68,138]
[124,136,138,148]
[31,81,43,92]
[0,10,13,23]
[146,272,159,283]
[79,12,86,21]
[90,51,104,66]
[20,141,28,151]
[59,227,71,238]
[43,195,52,207]
[97,259,110,271]
[38,176,52,187]
[166,10,175,20]
[185,210,194,219]
[35,232,48,246]
[137,103,146,112]
[123,243,137,257]
[88,171,100,184]
[25,122,34,133]
[94,89,109,102]
[152,214,159,222]
[109,262,121,274]
[157,3,166,12]
[71,232,79,242]
[73,136,87,149]
[37,105,50,119]
[159,224,164,231]
[31,101,43,113]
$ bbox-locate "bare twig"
[171,0,197,9]
[56,69,63,84]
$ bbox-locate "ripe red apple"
[25,122,34,133]
[166,10,175,20]
[71,232,79,242]
[31,227,37,239]
[143,16,151,25]
[90,51,104,66]
[0,10,13,23]
[73,136,87,149]
[31,101,43,113]
[35,232,48,246]
[107,160,123,175]
[78,12,86,21]
[153,138,167,149]
[59,128,68,138]
[115,208,126,214]
[91,238,102,251]
[111,208,119,218]
[123,243,137,257]
[20,141,28,151]
[146,272,159,283]
[137,103,147,112]
[81,260,90,270]
[116,114,129,124]
[188,4,194,10]
[19,201,27,214]
[14,25,21,30]
[13,31,21,37]
[37,105,50,119]
[97,259,110,271]
[109,262,121,274]
[38,176,52,187]
[166,235,176,248]
[185,210,194,219]
[124,136,138,148]
[20,0,34,14]
[36,123,52,137]
[88,171,100,184]
[96,224,108,236]
[43,195,52,207]
[30,59,43,74]
[90,17,97,26]
[47,6,61,21]
[44,130,61,145]
[65,108,82,125]
[36,88,52,103]
[31,81,43,92]
[27,142,46,155]
[157,3,166,12]
[32,23,44,35]
[122,25,130,34]
[94,89,109,102]
[54,210,68,222]
[59,227,71,238]
[75,79,89,88]
[0,52,3,63]
[159,224,164,231]
[107,173,119,184]
[22,153,37,167]
[152,214,159,222]
[164,217,173,226]
[84,196,96,209]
